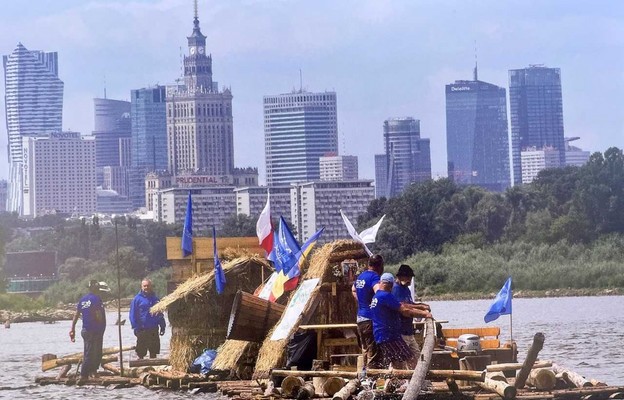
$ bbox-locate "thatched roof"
[151,255,270,314]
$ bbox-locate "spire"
[188,0,206,41]
[473,40,478,81]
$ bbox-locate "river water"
[1,296,622,399]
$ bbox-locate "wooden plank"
[447,338,501,349]
[128,358,170,367]
[300,323,358,330]
[443,327,500,339]
[167,236,263,260]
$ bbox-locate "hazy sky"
[1,0,623,183]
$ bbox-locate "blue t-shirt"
[371,290,402,343]
[76,293,106,333]
[391,283,415,335]
[354,270,380,320]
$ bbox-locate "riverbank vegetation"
[1,148,624,309]
[357,147,624,294]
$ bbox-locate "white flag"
[340,210,385,255]
[256,193,273,254]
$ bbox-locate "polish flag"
[256,193,274,255]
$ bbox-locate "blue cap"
[380,273,394,284]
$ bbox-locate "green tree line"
[357,147,624,292]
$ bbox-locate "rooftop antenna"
[299,69,303,92]
[194,0,198,20]
[179,46,184,80]
[103,74,107,99]
[473,40,478,81]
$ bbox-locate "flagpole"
[510,289,514,345]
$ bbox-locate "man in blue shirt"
[129,278,166,359]
[352,254,384,367]
[371,273,432,369]
[70,280,109,384]
[391,264,429,368]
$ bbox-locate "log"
[101,363,121,375]
[324,377,346,396]
[486,361,552,373]
[296,382,316,399]
[42,355,118,371]
[486,371,508,383]
[128,358,169,367]
[403,318,436,400]
[332,378,360,400]
[527,368,557,390]
[272,368,484,381]
[552,364,592,388]
[591,379,607,387]
[478,377,517,399]
[41,346,135,371]
[57,365,72,379]
[446,378,461,395]
[514,332,545,389]
[281,376,305,397]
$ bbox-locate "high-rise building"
[166,7,234,176]
[264,91,338,185]
[564,137,591,167]
[445,75,511,191]
[521,146,561,184]
[129,85,167,208]
[319,154,358,181]
[3,43,64,213]
[234,186,292,220]
[290,180,375,243]
[0,180,7,212]
[93,98,131,185]
[374,117,431,198]
[509,65,565,185]
[21,132,96,218]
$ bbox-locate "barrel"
[226,290,286,342]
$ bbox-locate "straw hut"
[253,239,369,379]
[151,256,271,372]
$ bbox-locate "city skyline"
[0,0,622,184]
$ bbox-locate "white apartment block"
[234,186,291,220]
[521,147,561,184]
[153,187,237,233]
[22,132,96,218]
[319,155,358,181]
[290,180,375,243]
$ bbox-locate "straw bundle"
[252,240,368,379]
[150,256,272,372]
[211,340,261,380]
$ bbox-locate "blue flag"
[484,277,512,323]
[181,192,193,257]
[213,226,226,294]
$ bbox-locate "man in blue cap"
[129,278,166,359]
[70,280,110,384]
[371,272,432,369]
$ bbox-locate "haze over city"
[0,0,623,182]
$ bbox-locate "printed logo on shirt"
[355,279,366,289]
[80,300,92,309]
[370,298,378,309]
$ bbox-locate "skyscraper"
[129,85,167,208]
[374,117,431,198]
[3,43,64,213]
[509,65,565,185]
[319,154,358,181]
[264,91,338,185]
[93,98,131,185]
[445,75,511,191]
[166,6,234,176]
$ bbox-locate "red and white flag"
[256,193,274,255]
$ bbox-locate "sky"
[1,0,623,183]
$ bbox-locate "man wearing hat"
[70,280,110,383]
[370,272,432,369]
[392,264,429,368]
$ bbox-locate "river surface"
[1,296,622,399]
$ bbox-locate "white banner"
[270,278,320,341]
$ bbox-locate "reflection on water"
[1,297,622,399]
